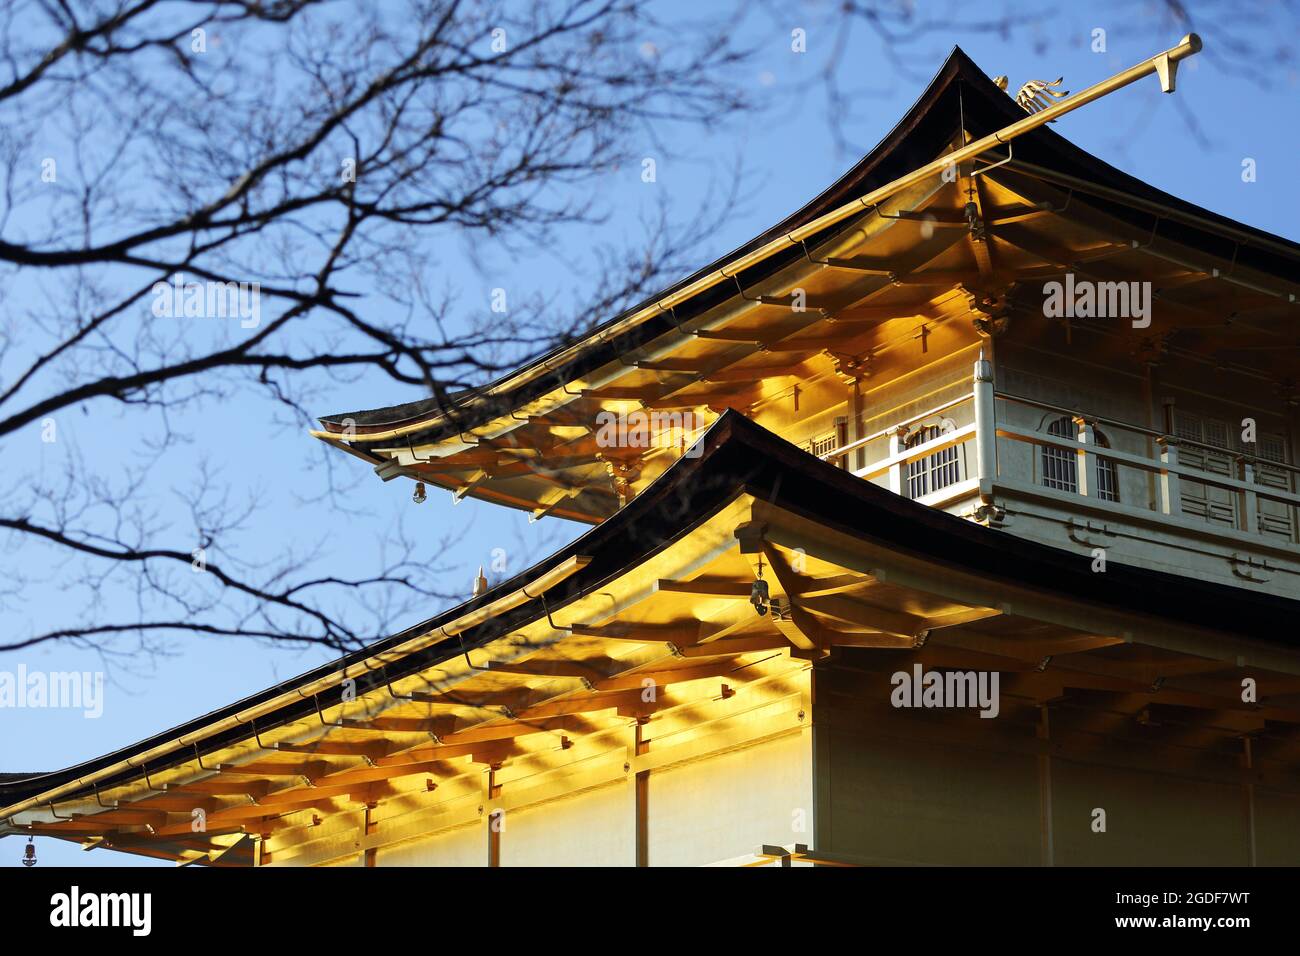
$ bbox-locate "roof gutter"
[0,555,591,825]
[310,34,1204,447]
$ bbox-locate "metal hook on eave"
[250,717,273,752]
[662,304,689,335]
[407,436,436,464]
[1213,242,1241,281]
[797,238,842,270]
[730,273,760,303]
[314,692,344,728]
[386,671,442,700]
[193,743,212,772]
[455,630,492,673]
[971,140,1013,179]
[386,676,413,701]
[538,590,570,633]
[1131,217,1162,251]
[1050,188,1073,215]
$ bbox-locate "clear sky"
[3,0,1297,866]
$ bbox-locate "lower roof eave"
[4,409,1298,830]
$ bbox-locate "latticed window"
[1042,417,1078,492]
[806,418,849,467]
[1041,416,1118,502]
[1254,433,1293,538]
[1175,411,1239,529]
[808,431,839,458]
[1094,439,1119,502]
[1171,409,1295,537]
[905,423,960,499]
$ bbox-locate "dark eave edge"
[5,410,1298,813]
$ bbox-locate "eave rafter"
[369,213,979,516]
[979,167,1299,377]
[23,485,1300,864]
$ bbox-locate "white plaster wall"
[647,731,813,867]
[375,821,485,867]
[500,782,635,867]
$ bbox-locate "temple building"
[5,35,1300,867]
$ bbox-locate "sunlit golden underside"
[17,483,1300,865]
[325,150,1299,523]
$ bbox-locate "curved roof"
[317,45,1300,446]
[6,410,1298,818]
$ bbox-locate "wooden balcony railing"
[994,393,1300,545]
[813,357,1300,551]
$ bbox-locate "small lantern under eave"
[21,836,35,867]
[749,555,770,616]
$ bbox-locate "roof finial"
[1015,77,1070,115]
[473,565,488,597]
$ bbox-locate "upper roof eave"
[315,45,1300,447]
[313,46,983,436]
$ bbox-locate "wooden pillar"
[1157,436,1181,515]
[888,426,908,495]
[1037,705,1055,867]
[485,760,504,866]
[1074,416,1096,498]
[973,353,997,494]
[834,415,849,470]
[1142,365,1158,509]
[363,804,378,867]
[1243,736,1258,867]
[487,809,503,867]
[1236,456,1258,534]
[635,770,649,867]
[850,380,865,472]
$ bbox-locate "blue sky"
[3,0,1297,866]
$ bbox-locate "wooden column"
[1157,436,1181,515]
[1074,416,1096,498]
[888,426,908,495]
[1037,705,1055,867]
[635,770,649,867]
[850,380,865,472]
[363,804,378,866]
[1236,456,1258,534]
[973,353,997,494]
[488,809,503,867]
[1243,736,1258,867]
